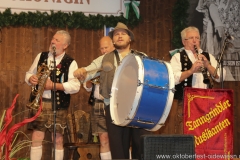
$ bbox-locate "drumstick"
[86,61,113,73]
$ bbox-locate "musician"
[25,30,80,160]
[165,26,226,134]
[83,36,115,159]
[73,22,150,159]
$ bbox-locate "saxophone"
[26,63,51,110]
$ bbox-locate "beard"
[114,40,131,50]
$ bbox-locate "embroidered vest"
[30,52,74,109]
[174,50,210,100]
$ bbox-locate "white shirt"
[170,49,226,88]
[83,82,104,100]
[25,52,80,99]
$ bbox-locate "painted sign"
[184,88,233,160]
[0,0,125,16]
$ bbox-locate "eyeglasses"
[184,37,200,41]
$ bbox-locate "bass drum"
[110,54,175,131]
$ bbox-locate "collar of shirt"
[118,50,131,61]
[47,52,66,69]
[48,52,65,60]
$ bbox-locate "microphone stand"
[220,58,224,89]
[213,37,229,89]
[52,49,57,160]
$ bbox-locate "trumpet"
[194,45,210,84]
[27,64,51,109]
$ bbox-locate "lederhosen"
[88,83,107,134]
[88,84,105,114]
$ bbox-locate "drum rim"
[110,54,144,126]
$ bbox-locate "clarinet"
[194,45,210,85]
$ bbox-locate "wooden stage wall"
[0,0,240,158]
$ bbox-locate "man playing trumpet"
[25,30,80,160]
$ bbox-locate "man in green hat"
[74,22,150,159]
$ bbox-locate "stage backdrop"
[184,87,234,160]
[187,0,240,81]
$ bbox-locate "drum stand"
[52,50,57,160]
[64,111,80,160]
[64,109,92,159]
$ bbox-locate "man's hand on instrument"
[45,78,53,90]
[29,75,38,85]
[191,60,204,73]
[198,54,211,68]
[86,80,93,88]
[73,68,87,83]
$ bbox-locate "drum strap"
[131,49,146,57]
[114,49,120,66]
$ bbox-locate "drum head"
[110,54,144,126]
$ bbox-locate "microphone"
[52,45,56,51]
[52,45,56,55]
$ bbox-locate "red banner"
[183,87,233,160]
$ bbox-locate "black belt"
[42,98,52,102]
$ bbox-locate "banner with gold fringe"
[183,87,233,160]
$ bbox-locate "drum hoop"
[110,54,144,126]
[125,55,144,123]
